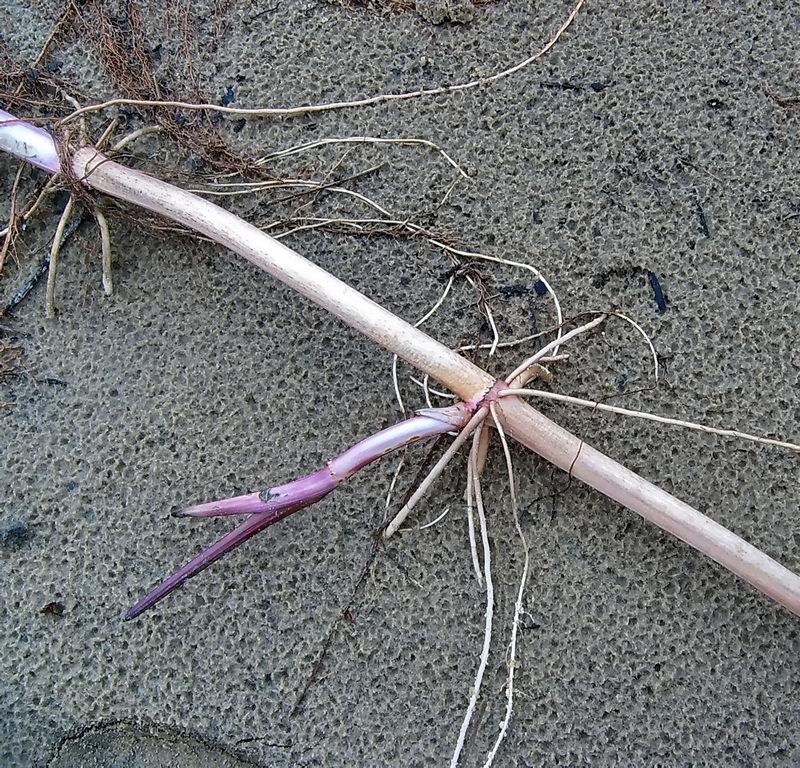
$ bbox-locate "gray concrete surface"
[1,0,799,765]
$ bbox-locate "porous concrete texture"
[1,1,799,766]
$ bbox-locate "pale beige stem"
[73,147,494,401]
[69,148,800,617]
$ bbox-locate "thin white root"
[393,274,455,414]
[462,422,490,502]
[462,272,500,357]
[409,375,456,401]
[256,136,470,179]
[514,363,553,388]
[63,1,585,123]
[95,208,113,295]
[466,430,483,587]
[608,309,659,384]
[484,403,530,767]
[274,213,562,366]
[391,354,404,415]
[421,374,433,409]
[0,174,59,240]
[45,195,76,319]
[501,388,800,453]
[274,217,558,340]
[483,296,501,358]
[384,407,487,538]
[94,117,121,150]
[18,175,58,227]
[428,238,564,354]
[507,314,607,385]
[112,125,163,152]
[399,506,450,533]
[474,423,491,481]
[59,89,86,140]
[196,181,390,221]
[384,456,406,511]
[451,436,495,768]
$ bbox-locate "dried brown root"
[0,164,25,274]
[61,1,587,124]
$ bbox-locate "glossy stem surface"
[0,110,61,174]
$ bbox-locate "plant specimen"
[1,2,798,763]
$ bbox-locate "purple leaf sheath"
[0,110,61,174]
[125,404,471,620]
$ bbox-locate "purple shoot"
[0,109,61,174]
[125,403,471,620]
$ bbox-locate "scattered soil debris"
[594,266,669,313]
[497,280,549,297]
[765,89,800,111]
[41,601,66,617]
[498,284,531,297]
[540,80,615,93]
[0,344,23,378]
[593,265,640,289]
[40,377,68,388]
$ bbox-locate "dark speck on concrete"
[533,279,549,296]
[540,80,614,93]
[695,197,711,237]
[0,521,34,550]
[41,377,67,387]
[648,271,668,313]
[41,601,65,618]
[498,283,533,297]
[221,86,236,107]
